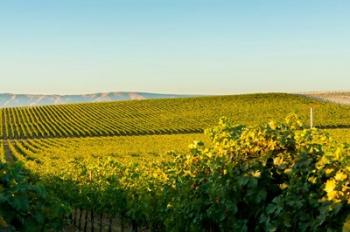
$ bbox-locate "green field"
[1,93,349,139]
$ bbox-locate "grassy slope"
[3,93,350,139]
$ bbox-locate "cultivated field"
[328,129,350,144]
[1,93,350,182]
[5,134,207,172]
[1,93,350,139]
[1,93,350,231]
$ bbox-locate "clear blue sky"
[0,0,349,95]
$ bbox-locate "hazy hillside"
[305,92,350,105]
[0,92,189,107]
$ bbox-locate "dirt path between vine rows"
[3,140,13,162]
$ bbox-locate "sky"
[0,0,349,95]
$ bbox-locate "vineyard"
[1,93,350,139]
[1,93,350,231]
[328,129,350,144]
[6,134,207,168]
[1,116,350,231]
[0,140,4,163]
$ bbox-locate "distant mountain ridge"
[0,92,190,108]
[2,91,348,108]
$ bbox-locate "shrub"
[163,115,350,231]
[0,162,69,231]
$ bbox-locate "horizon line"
[0,89,349,96]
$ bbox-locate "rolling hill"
[1,93,349,139]
[0,92,190,108]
